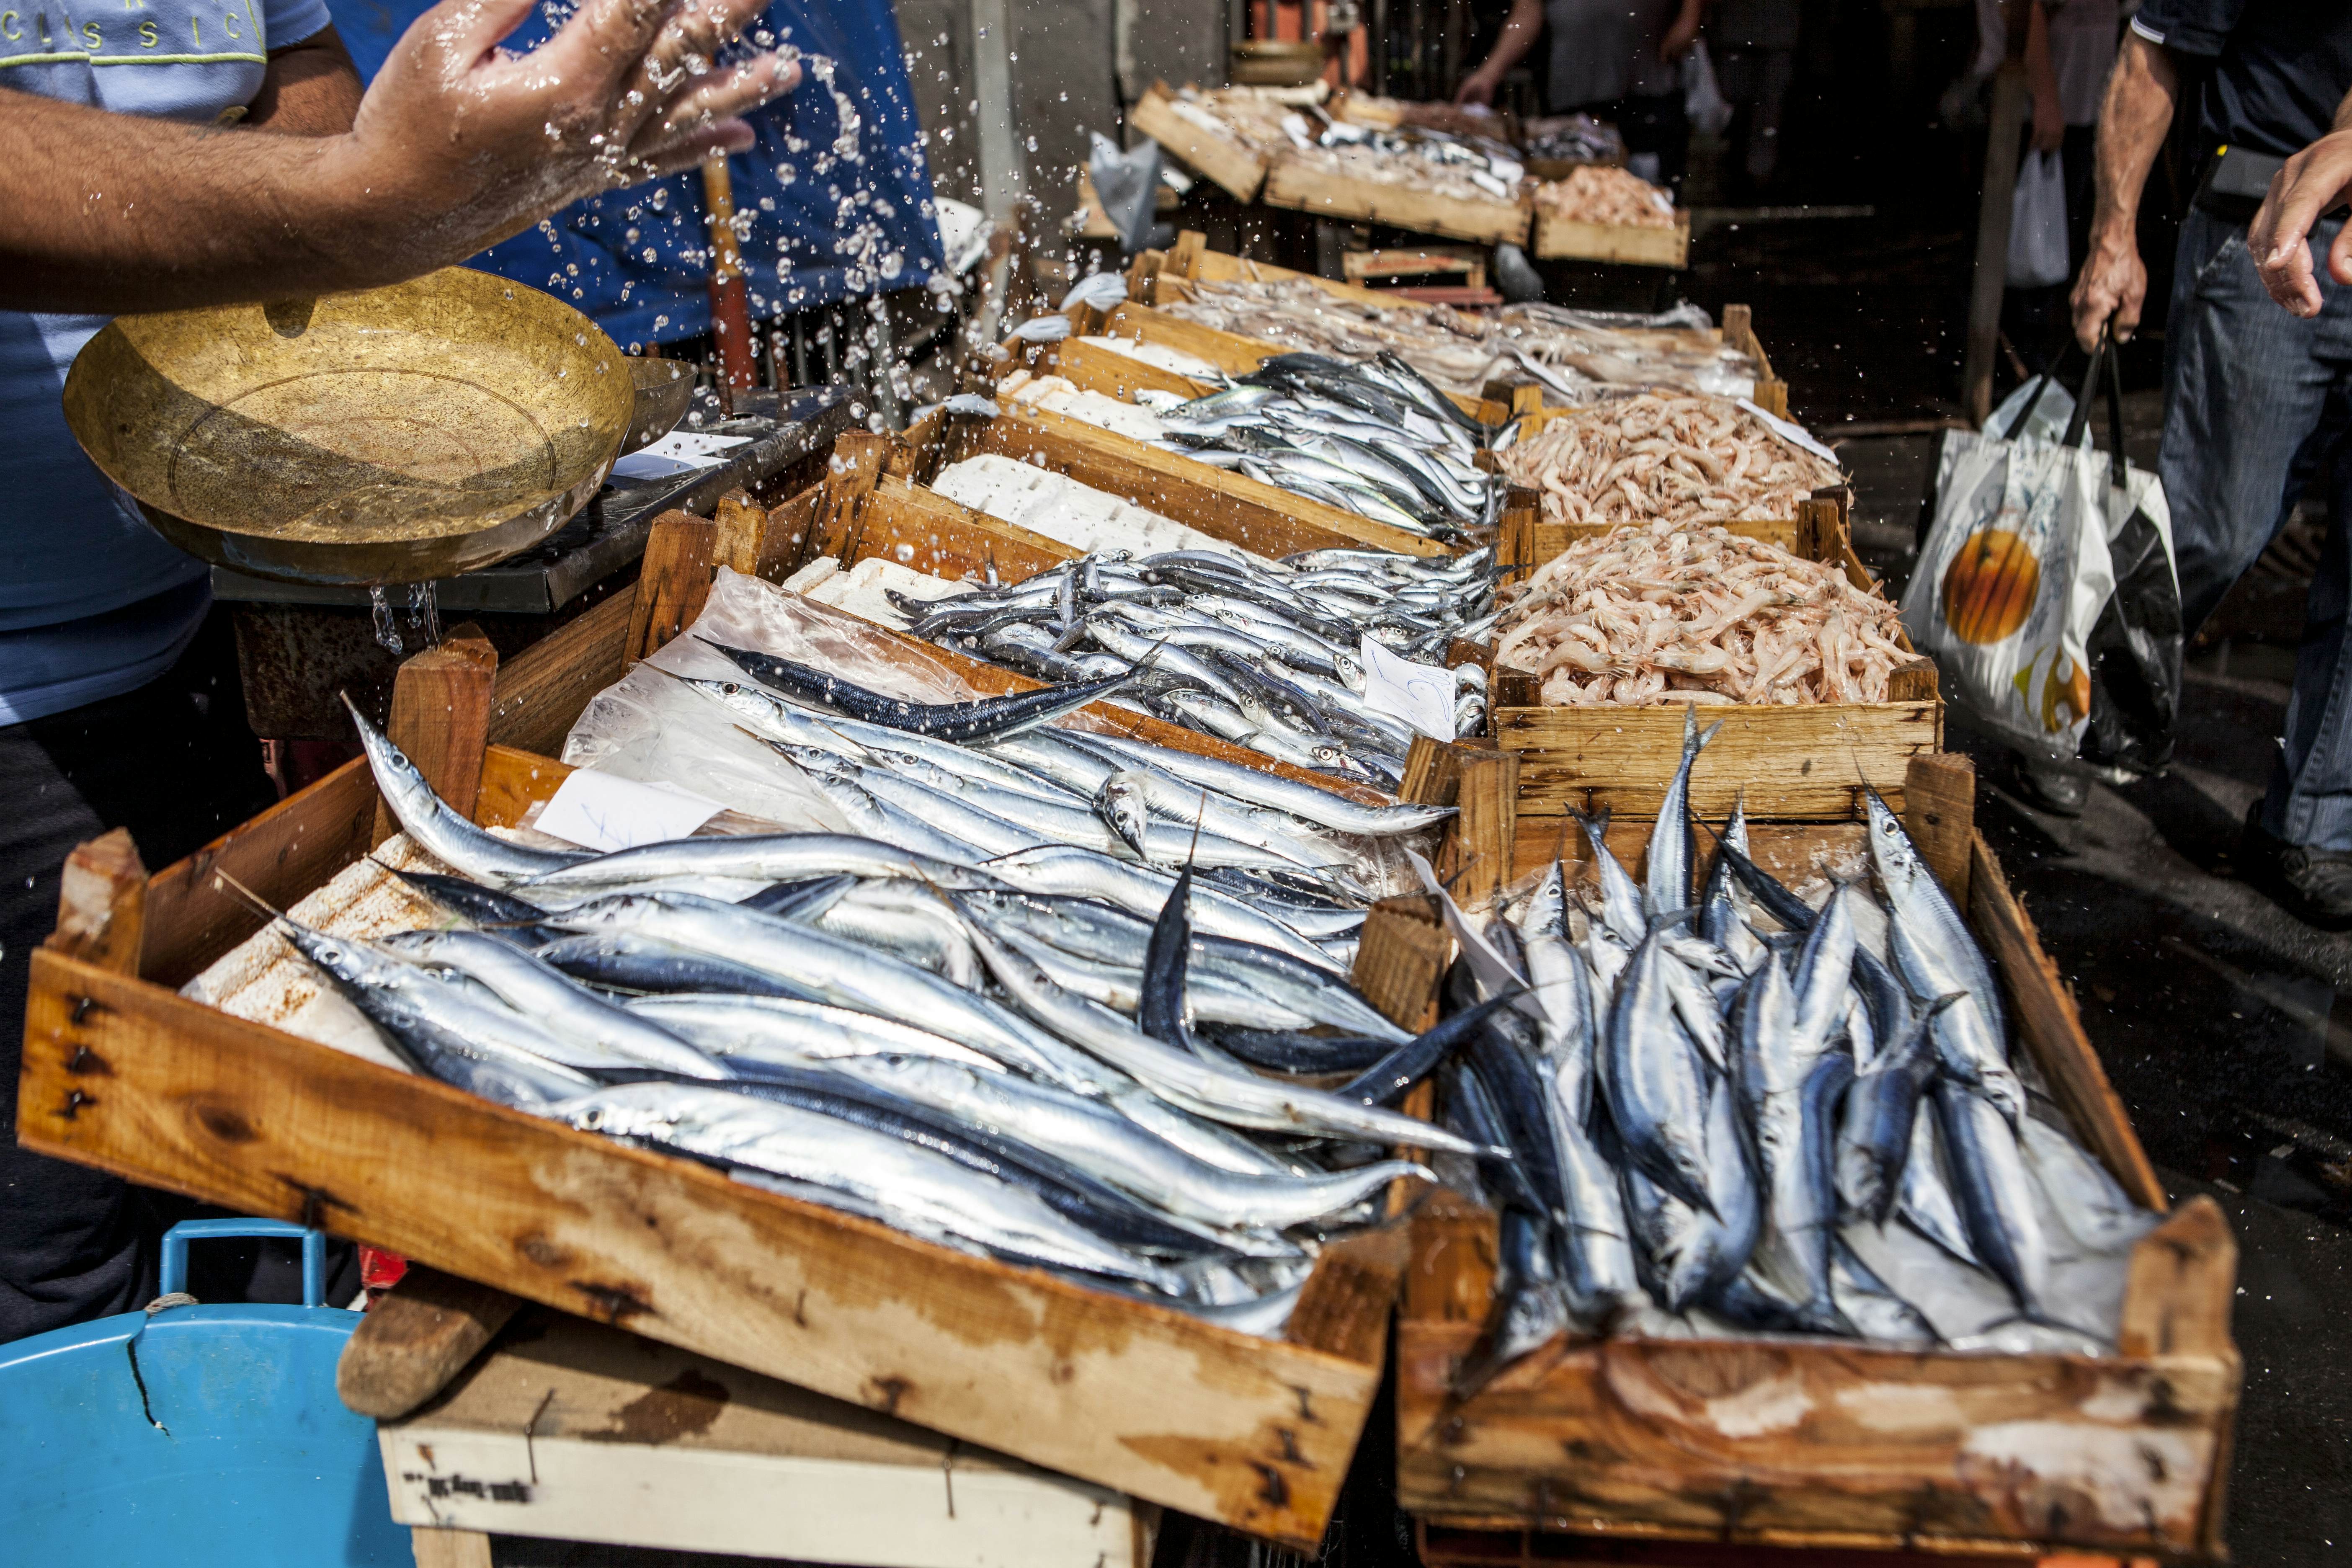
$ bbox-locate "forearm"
[2090,32,2177,240]
[248,26,365,135]
[1482,0,1545,78]
[2336,81,2352,134]
[0,91,395,313]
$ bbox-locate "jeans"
[2162,206,2352,850]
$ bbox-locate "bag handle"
[2061,320,2130,489]
[2003,370,2058,441]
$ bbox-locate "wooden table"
[386,1309,1151,1568]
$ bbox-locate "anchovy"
[965,922,1488,1153]
[345,695,585,886]
[707,640,1138,743]
[830,1054,1429,1230]
[1835,994,1962,1225]
[375,929,731,1079]
[1646,708,1721,916]
[557,1082,1184,1289]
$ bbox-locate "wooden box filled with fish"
[1124,81,1294,204]
[1133,234,1780,415]
[17,485,1473,1551]
[1483,499,1942,822]
[1390,760,2239,1560]
[1261,150,1533,249]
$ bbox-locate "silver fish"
[1070,732,1452,837]
[346,695,584,886]
[518,832,1003,895]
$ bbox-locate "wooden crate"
[17,492,1421,1552]
[1127,82,1273,203]
[1530,204,1691,269]
[1486,500,1937,820]
[928,393,1455,558]
[1393,762,2239,1561]
[1261,152,1532,248]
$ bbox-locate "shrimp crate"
[1393,763,2241,1561]
[16,480,1434,1552]
[1478,499,1939,822]
[1530,200,1691,270]
[1259,150,1534,248]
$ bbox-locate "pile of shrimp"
[1534,165,1678,229]
[1493,522,1911,707]
[1496,392,1842,528]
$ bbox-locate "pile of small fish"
[261,666,1482,1333]
[1158,83,1326,159]
[1493,522,1911,706]
[1290,122,1527,205]
[1496,392,1842,528]
[1521,113,1625,167]
[1137,351,1499,540]
[1534,165,1678,229]
[903,545,1496,786]
[1160,279,1758,402]
[1440,718,2153,1372]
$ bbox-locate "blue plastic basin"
[0,1221,408,1564]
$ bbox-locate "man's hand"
[1660,0,1702,62]
[1455,68,1500,108]
[2249,129,2352,317]
[2072,226,2147,347]
[339,0,801,266]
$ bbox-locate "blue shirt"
[0,0,334,723]
[2133,0,2352,159]
[331,0,945,349]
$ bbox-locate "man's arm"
[2027,1,2063,154]
[0,0,798,315]
[1659,0,1703,64]
[2247,85,2352,316]
[247,25,366,135]
[2068,28,2178,348]
[1455,0,1542,107]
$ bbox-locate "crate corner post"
[373,624,499,844]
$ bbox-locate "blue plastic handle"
[158,1219,328,1308]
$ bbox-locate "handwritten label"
[1736,399,1841,467]
[610,430,753,481]
[1360,637,1458,741]
[534,770,720,853]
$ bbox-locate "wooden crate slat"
[1127,87,1269,202]
[1530,206,1691,268]
[19,947,1390,1549]
[1262,154,1532,247]
[487,591,635,758]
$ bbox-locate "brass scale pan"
[64,268,694,586]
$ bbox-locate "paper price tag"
[1360,637,1458,741]
[610,430,753,481]
[1736,398,1841,468]
[534,770,722,853]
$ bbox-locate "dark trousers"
[0,605,294,1343]
[2161,209,2352,850]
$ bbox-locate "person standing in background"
[1457,0,1705,195]
[1706,0,1800,194]
[2067,3,2352,916]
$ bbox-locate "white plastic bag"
[1905,430,2113,761]
[2006,149,2069,288]
[1683,41,1733,137]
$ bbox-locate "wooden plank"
[1344,246,1486,289]
[970,404,1450,559]
[1904,752,1977,906]
[1967,832,2167,1212]
[818,475,1078,585]
[1284,1222,1412,1366]
[373,626,498,846]
[1350,895,1449,1034]
[1530,206,1691,268]
[1493,702,1942,820]
[1044,335,1216,405]
[623,511,719,665]
[752,484,822,581]
[2118,1197,2236,1359]
[19,949,1389,1549]
[48,828,147,975]
[1128,90,1269,202]
[485,591,634,758]
[1450,750,1519,910]
[377,1310,1144,1565]
[710,487,767,576]
[1262,154,1531,247]
[139,756,379,988]
[1507,813,1865,890]
[337,1263,524,1419]
[410,1529,493,1568]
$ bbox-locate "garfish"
[345,695,585,887]
[1645,707,1722,915]
[517,832,1003,896]
[1835,993,1962,1224]
[1601,929,1718,1214]
[706,640,1138,743]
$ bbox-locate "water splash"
[369,586,404,657]
[407,581,444,648]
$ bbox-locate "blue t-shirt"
[0,0,333,724]
[2132,0,2352,159]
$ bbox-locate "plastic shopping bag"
[1683,41,1733,138]
[1904,335,2179,771]
[2006,149,2070,289]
